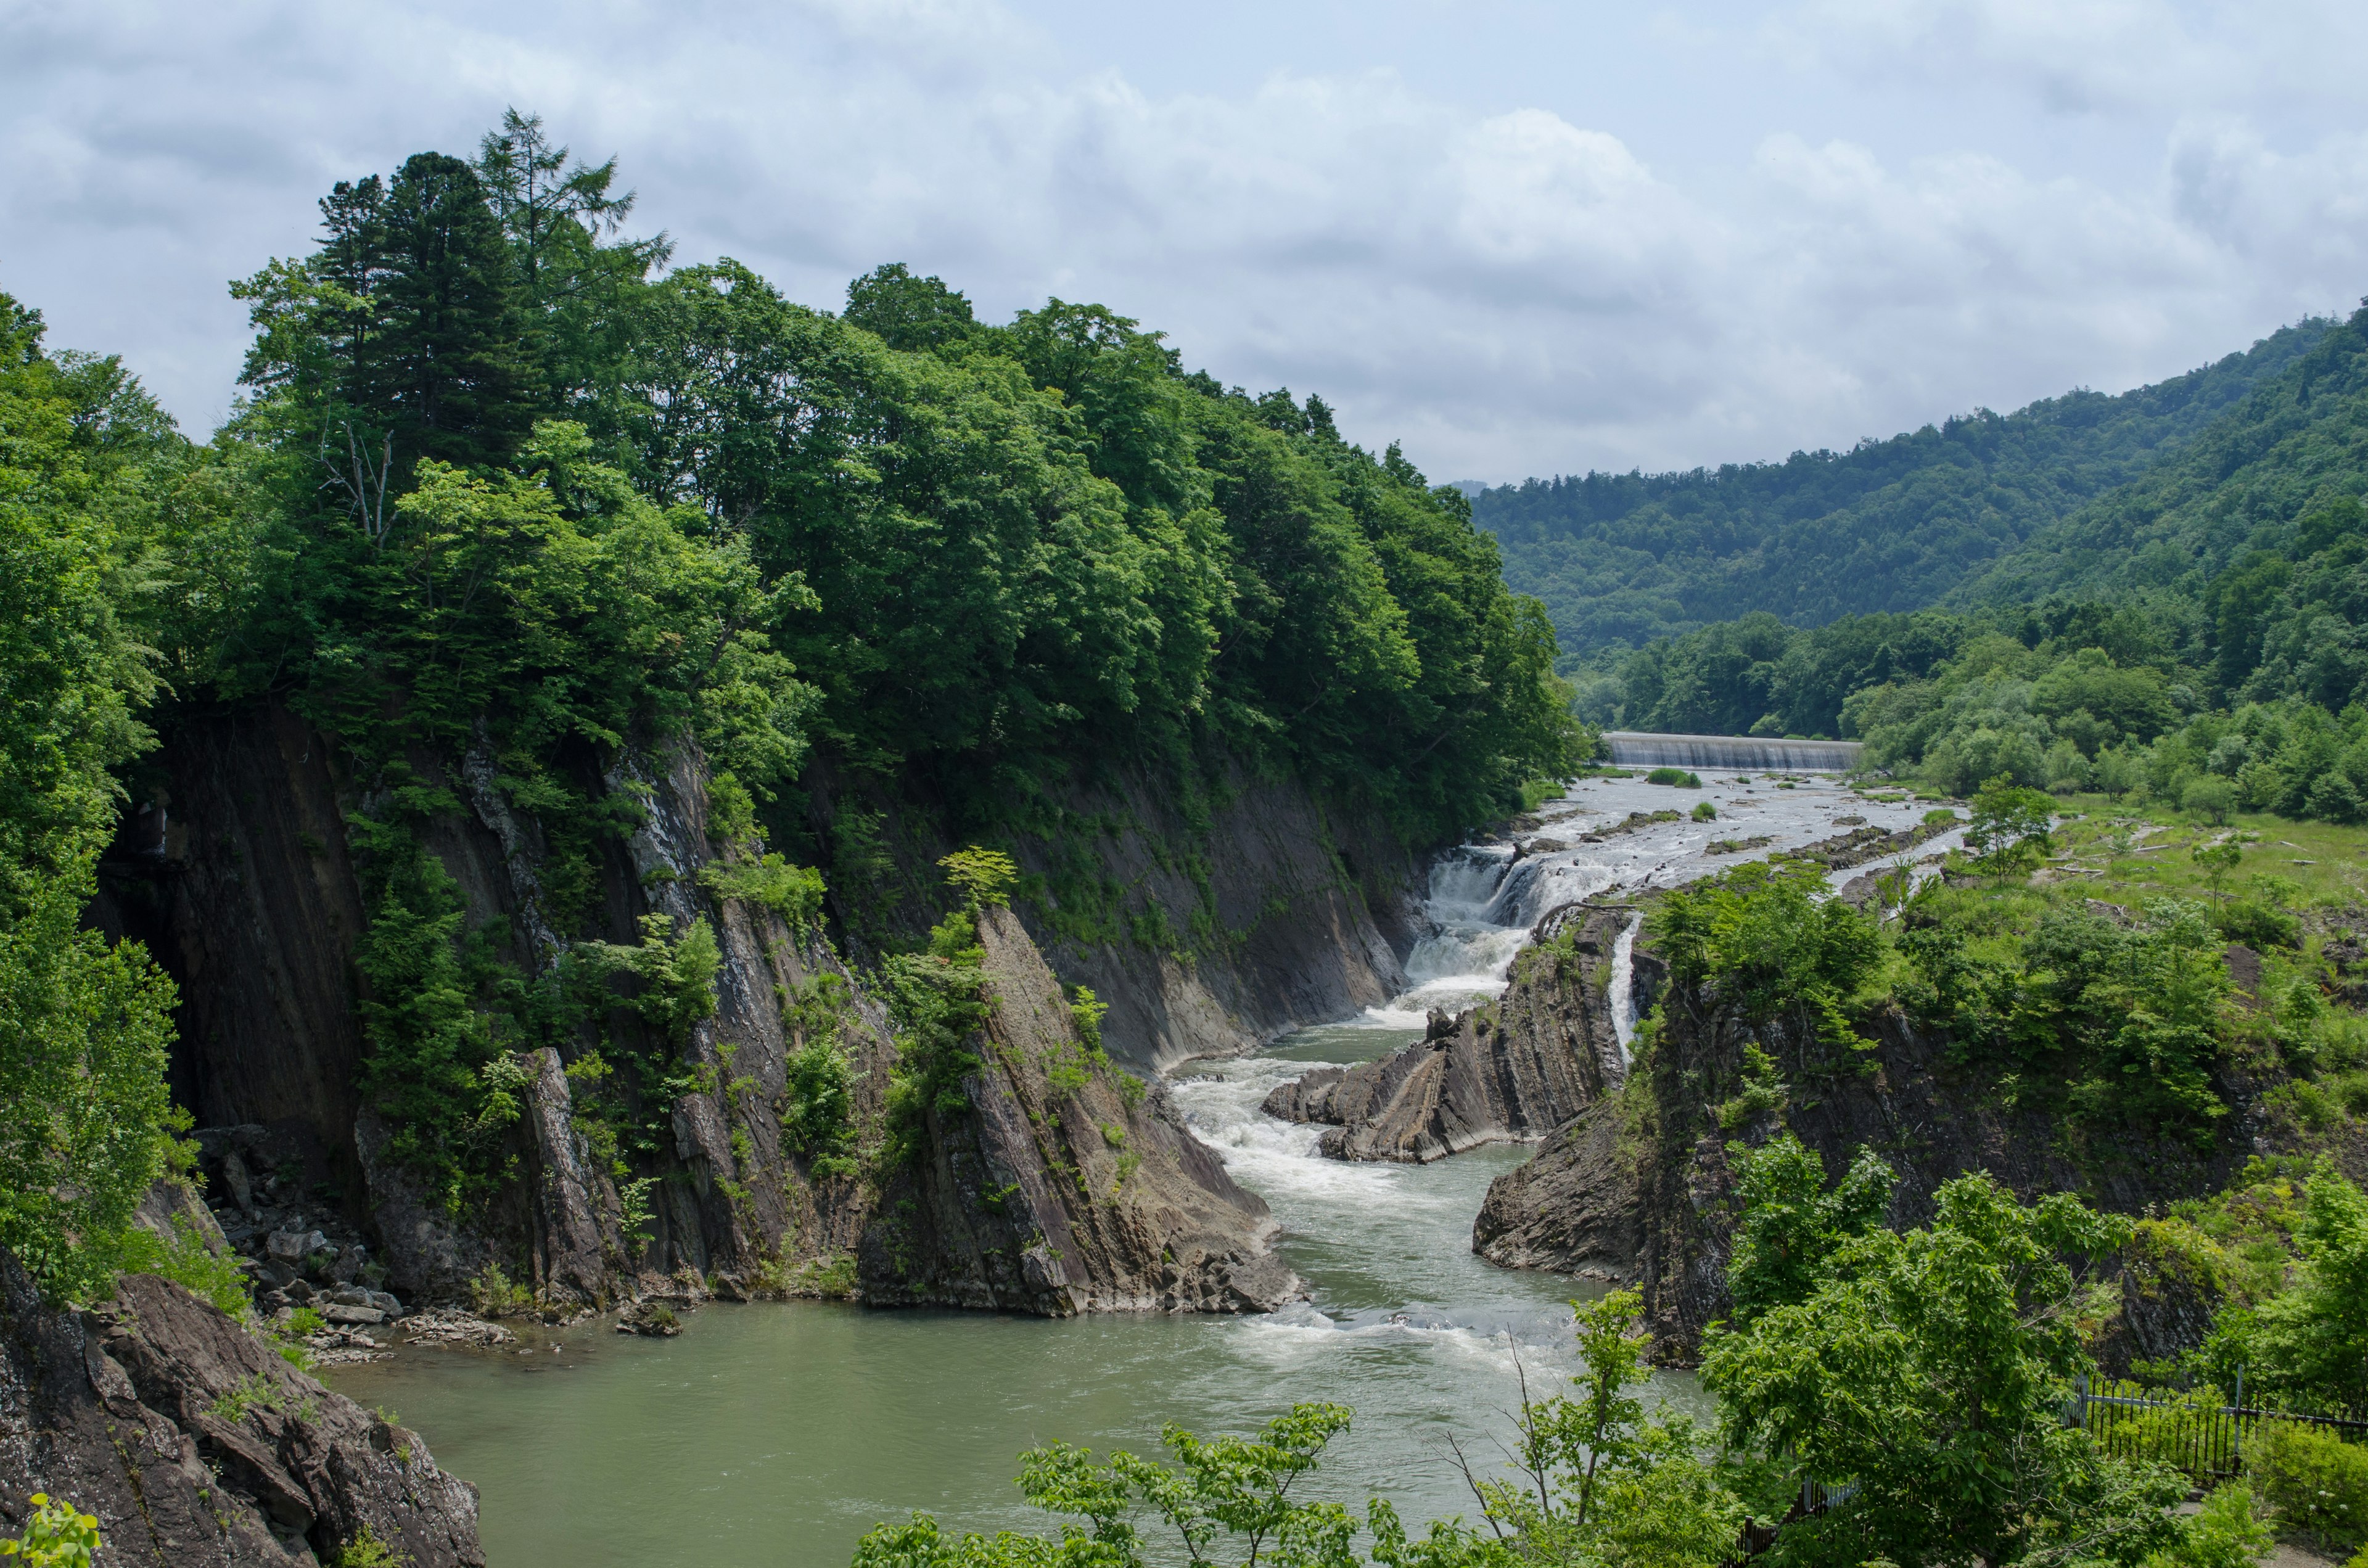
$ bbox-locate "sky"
[5,0,2367,485]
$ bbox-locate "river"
[331,772,1939,1566]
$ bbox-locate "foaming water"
[1608,916,1642,1061]
[1359,773,1941,1032]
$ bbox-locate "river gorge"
[324,771,1945,1567]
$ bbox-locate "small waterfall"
[1607,914,1641,1064]
[1603,731,1861,772]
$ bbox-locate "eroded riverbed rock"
[858,906,1302,1315]
[1262,905,1633,1163]
[0,1250,482,1566]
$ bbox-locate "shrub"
[2152,1481,2274,1568]
[2251,1421,2368,1553]
[2184,774,2240,826]
[2215,899,2299,950]
[1691,800,1716,821]
[697,853,824,930]
[1645,767,1701,787]
[2,1492,101,1567]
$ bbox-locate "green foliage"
[1,1493,101,1568]
[783,978,860,1179]
[2143,1481,2271,1568]
[940,847,1019,912]
[1067,987,1109,1053]
[1965,774,2055,869]
[699,853,825,930]
[0,294,184,1303]
[1471,1290,1745,1568]
[326,1526,403,1568]
[879,908,992,1164]
[1644,767,1700,787]
[1648,861,1882,1049]
[1723,1135,1893,1324]
[2250,1422,2368,1553]
[468,1261,534,1318]
[2200,1162,2368,1416]
[1690,800,1716,821]
[1703,1172,2156,1568]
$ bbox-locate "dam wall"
[1601,731,1862,772]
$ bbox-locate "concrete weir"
[1603,730,1862,772]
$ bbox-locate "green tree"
[0,293,185,1302]
[1702,1172,2176,1567]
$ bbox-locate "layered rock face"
[1262,906,1632,1163]
[807,759,1422,1075]
[1473,936,2287,1363]
[95,703,1316,1320]
[859,907,1298,1314]
[0,1253,482,1566]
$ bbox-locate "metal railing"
[2070,1373,2368,1480]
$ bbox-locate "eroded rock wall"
[1473,932,2308,1363]
[857,906,1299,1314]
[110,708,1347,1318]
[807,759,1423,1074]
[0,1252,482,1567]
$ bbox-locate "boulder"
[0,1249,482,1566]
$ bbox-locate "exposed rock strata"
[860,906,1299,1314]
[1264,905,1632,1163]
[0,1251,482,1567]
[1473,929,2321,1364]
[805,757,1422,1075]
[96,706,1383,1317]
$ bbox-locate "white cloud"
[4,0,2367,483]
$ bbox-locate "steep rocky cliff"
[94,705,1325,1320]
[858,906,1297,1313]
[1261,905,1631,1162]
[1473,926,2302,1363]
[0,1252,482,1566]
[806,759,1421,1075]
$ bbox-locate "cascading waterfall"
[1608,914,1642,1062]
[1603,731,1861,772]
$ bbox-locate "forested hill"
[1473,320,2328,663]
[1956,297,2368,610]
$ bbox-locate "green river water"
[331,776,1917,1566]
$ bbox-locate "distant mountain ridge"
[1474,319,2334,666]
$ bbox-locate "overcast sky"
[6,0,2366,484]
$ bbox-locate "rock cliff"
[858,906,1298,1313]
[1473,927,2303,1363]
[0,1252,482,1566]
[1261,905,1631,1162]
[806,758,1421,1075]
[93,704,1334,1321]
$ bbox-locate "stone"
[320,1303,385,1326]
[400,1311,516,1348]
[221,1149,255,1214]
[0,1247,482,1565]
[856,905,1302,1315]
[1265,906,1632,1164]
[266,1228,327,1263]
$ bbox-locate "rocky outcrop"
[1471,1101,1643,1278]
[1473,929,2305,1363]
[1262,905,1632,1163]
[859,906,1299,1314]
[0,1252,482,1567]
